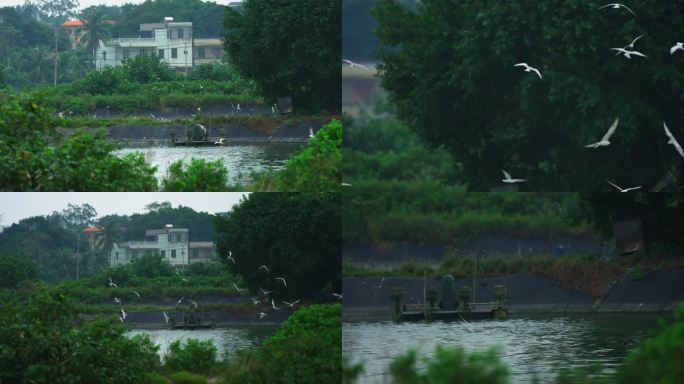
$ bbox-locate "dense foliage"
[161,159,230,192]
[254,119,342,191]
[391,346,508,384]
[0,292,160,384]
[214,193,341,301]
[576,193,684,255]
[0,253,37,288]
[223,0,341,112]
[165,339,217,374]
[0,92,158,191]
[617,304,684,383]
[224,304,341,383]
[374,0,684,191]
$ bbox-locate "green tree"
[0,253,37,288]
[255,119,342,191]
[0,292,160,383]
[96,219,123,264]
[214,193,341,300]
[22,46,51,84]
[374,1,684,191]
[224,304,341,384]
[223,0,341,112]
[61,203,97,280]
[80,8,111,62]
[120,53,176,84]
[0,92,158,191]
[129,254,175,278]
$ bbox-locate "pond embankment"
[342,270,684,321]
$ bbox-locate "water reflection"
[114,143,302,185]
[127,326,277,361]
[343,314,665,383]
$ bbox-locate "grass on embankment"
[342,252,684,297]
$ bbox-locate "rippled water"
[127,326,277,361]
[343,314,666,383]
[114,143,302,185]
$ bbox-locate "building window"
[115,251,118,260]
[176,234,181,242]
[171,250,176,258]
[161,250,166,258]
[102,51,106,61]
[158,49,164,58]
[171,48,177,58]
[123,48,129,59]
[193,249,199,258]
[145,250,151,256]
[178,28,183,38]
[198,47,205,58]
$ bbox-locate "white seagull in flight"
[585,118,619,148]
[616,34,644,55]
[610,48,647,59]
[108,278,117,288]
[597,3,636,16]
[259,287,274,295]
[309,128,315,138]
[120,308,127,321]
[663,122,684,159]
[271,299,280,310]
[502,170,526,184]
[670,43,684,55]
[606,180,642,192]
[258,265,269,273]
[342,59,369,70]
[232,283,245,292]
[283,299,300,307]
[227,251,235,263]
[131,291,141,298]
[514,63,542,79]
[163,312,170,324]
[259,312,267,319]
[274,277,287,287]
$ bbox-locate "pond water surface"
[343,314,667,383]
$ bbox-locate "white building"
[109,225,215,268]
[95,17,223,71]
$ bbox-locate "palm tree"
[79,9,111,65]
[95,220,122,268]
[22,47,51,84]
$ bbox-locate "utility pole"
[76,230,80,279]
[53,26,58,86]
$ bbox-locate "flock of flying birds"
[343,2,684,192]
[108,249,342,324]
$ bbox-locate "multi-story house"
[109,225,215,268]
[95,17,223,71]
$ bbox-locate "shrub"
[130,254,176,279]
[165,339,217,374]
[120,54,177,84]
[617,304,684,383]
[390,345,509,384]
[168,371,209,384]
[80,66,125,95]
[185,262,223,276]
[0,93,158,191]
[253,119,341,191]
[0,292,160,383]
[161,159,229,191]
[224,304,341,383]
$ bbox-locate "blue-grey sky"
[0,0,241,10]
[0,193,248,225]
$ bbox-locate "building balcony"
[106,37,157,47]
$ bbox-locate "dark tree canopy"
[576,193,684,254]
[374,0,684,191]
[214,193,341,301]
[223,0,341,112]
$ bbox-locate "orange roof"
[83,226,103,233]
[62,20,84,27]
